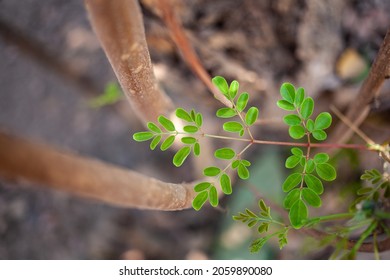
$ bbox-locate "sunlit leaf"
[314,112,332,130]
[236,92,249,112]
[216,108,237,118]
[283,189,301,209]
[285,155,300,169]
[300,97,314,119]
[214,147,236,160]
[245,107,259,126]
[229,80,239,99]
[203,166,221,177]
[183,125,198,133]
[150,135,162,150]
[192,191,208,211]
[158,115,176,131]
[223,121,243,133]
[277,100,295,111]
[175,108,192,122]
[238,164,250,180]
[133,132,154,142]
[212,76,229,96]
[194,182,211,192]
[161,135,175,151]
[181,137,197,144]
[283,114,301,126]
[173,146,191,167]
[294,87,305,107]
[280,83,295,103]
[147,122,161,133]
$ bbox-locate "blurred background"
[0,0,389,259]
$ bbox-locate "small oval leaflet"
[192,191,208,211]
[280,83,295,103]
[203,166,221,177]
[302,188,322,207]
[147,122,161,133]
[158,115,176,132]
[223,121,243,133]
[283,189,301,209]
[194,182,211,192]
[173,146,191,167]
[316,163,336,181]
[236,92,249,112]
[150,135,162,150]
[289,125,305,139]
[300,97,314,120]
[214,147,236,160]
[220,174,232,194]
[212,76,229,95]
[175,108,192,122]
[216,108,237,118]
[209,186,219,207]
[133,131,154,142]
[161,135,175,151]
[245,107,259,126]
[282,173,302,192]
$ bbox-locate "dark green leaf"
[214,147,236,160]
[212,76,229,96]
[229,80,239,99]
[291,147,303,156]
[209,186,218,207]
[259,199,267,212]
[216,108,237,118]
[150,135,162,150]
[195,113,203,127]
[173,146,191,167]
[175,108,192,122]
[316,163,336,181]
[285,155,300,169]
[246,209,257,218]
[312,130,327,141]
[203,166,221,177]
[161,135,176,151]
[192,191,208,211]
[147,122,161,133]
[280,83,295,103]
[158,115,175,131]
[282,173,302,192]
[238,164,250,180]
[133,132,154,142]
[183,125,198,133]
[245,107,259,126]
[306,119,315,132]
[302,188,322,207]
[236,92,249,112]
[257,224,268,233]
[190,110,196,121]
[306,159,315,173]
[283,114,301,126]
[289,199,308,229]
[194,142,200,156]
[223,121,243,133]
[289,125,305,139]
[300,97,314,120]
[304,174,324,194]
[357,187,373,195]
[314,112,332,130]
[314,153,329,164]
[194,182,211,192]
[247,220,258,228]
[277,100,295,111]
[283,189,301,209]
[295,87,305,107]
[181,137,197,144]
[220,174,232,194]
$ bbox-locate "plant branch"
[85,0,174,122]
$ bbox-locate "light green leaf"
[236,92,249,112]
[212,76,229,96]
[314,112,332,130]
[214,148,236,160]
[304,174,324,194]
[223,121,243,133]
[229,80,239,99]
[295,87,305,107]
[245,107,259,126]
[192,191,208,211]
[175,108,192,122]
[283,114,301,126]
[277,100,295,111]
[314,153,329,164]
[289,199,308,229]
[302,188,322,207]
[158,115,175,131]
[306,159,315,173]
[133,132,154,142]
[220,174,232,194]
[190,109,196,121]
[312,130,327,141]
[150,135,162,150]
[289,125,305,139]
[238,164,250,180]
[282,173,302,192]
[285,155,300,169]
[300,97,314,119]
[316,163,336,181]
[195,113,203,127]
[173,146,191,167]
[291,147,303,156]
[259,199,267,212]
[194,142,200,156]
[183,125,198,133]
[161,135,176,151]
[194,182,211,192]
[231,160,240,169]
[209,186,219,207]
[241,159,251,166]
[147,122,161,133]
[216,108,237,118]
[203,166,221,177]
[181,137,197,144]
[283,189,301,209]
[280,83,295,103]
[306,119,315,132]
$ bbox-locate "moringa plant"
[133,76,390,258]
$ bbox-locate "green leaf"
[236,92,249,112]
[289,125,305,139]
[285,155,300,169]
[289,199,308,229]
[209,186,219,207]
[241,159,251,166]
[229,80,239,99]
[283,114,301,126]
[259,199,267,212]
[194,142,200,156]
[257,224,268,233]
[133,132,154,142]
[357,187,373,195]
[147,122,161,133]
[158,115,176,131]
[283,189,301,209]
[192,191,208,211]
[300,97,314,120]
[238,164,250,180]
[216,108,237,118]
[314,112,332,130]
[306,119,315,132]
[160,135,176,151]
[175,108,192,122]
[173,146,191,167]
[223,121,243,133]
[239,129,244,136]
[245,107,259,126]
[183,125,198,133]
[304,174,324,194]
[277,100,295,111]
[88,82,122,108]
[280,83,296,103]
[194,182,211,192]
[231,160,240,169]
[302,188,322,207]
[247,220,258,228]
[150,135,162,150]
[195,113,203,127]
[220,174,232,194]
[214,148,236,160]
[316,163,336,181]
[312,130,327,141]
[295,87,305,107]
[203,166,221,177]
[190,110,196,121]
[306,159,315,173]
[212,76,229,96]
[291,147,303,156]
[181,137,197,144]
[282,173,302,192]
[250,238,267,253]
[314,153,329,164]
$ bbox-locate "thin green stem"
[307,212,355,224]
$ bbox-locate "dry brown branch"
[328,29,390,145]
[85,0,174,122]
[0,131,195,211]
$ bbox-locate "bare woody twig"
[85,0,174,122]
[328,29,390,145]
[0,131,195,211]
